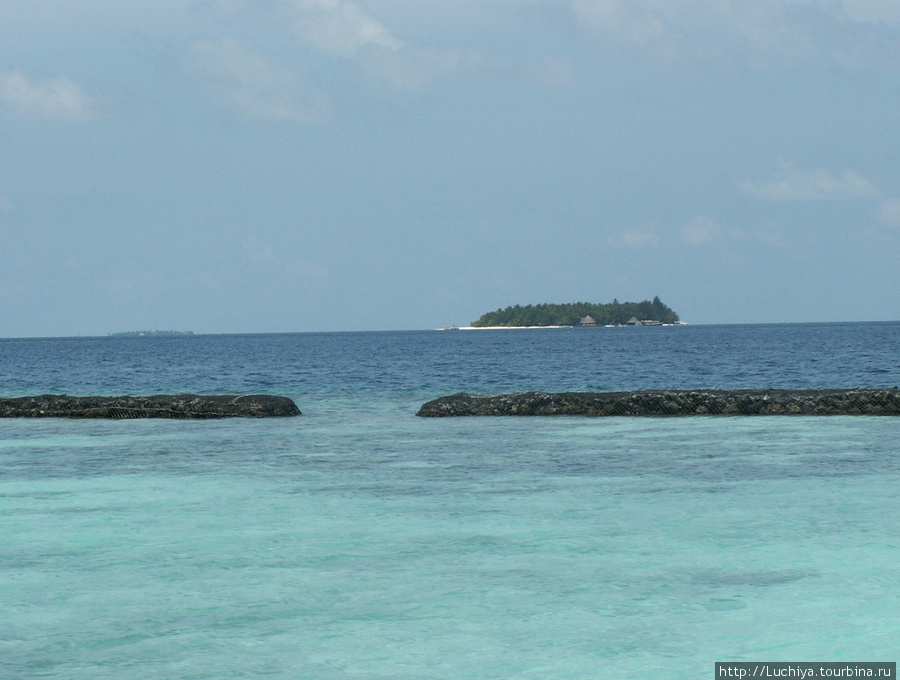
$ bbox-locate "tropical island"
[470,297,679,327]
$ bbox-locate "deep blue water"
[1,323,899,678]
[2,322,898,399]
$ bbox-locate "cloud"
[360,45,485,89]
[529,56,577,87]
[243,236,277,263]
[682,215,723,245]
[0,70,93,119]
[566,0,898,69]
[279,0,489,88]
[877,199,900,227]
[184,38,331,122]
[608,228,659,248]
[200,0,490,91]
[740,165,878,201]
[287,0,403,57]
[571,0,666,48]
[842,0,900,26]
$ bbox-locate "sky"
[2,0,900,336]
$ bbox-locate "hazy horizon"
[4,317,900,341]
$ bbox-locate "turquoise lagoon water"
[1,324,899,678]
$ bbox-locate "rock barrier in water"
[416,389,900,417]
[0,394,301,419]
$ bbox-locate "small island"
[109,330,195,337]
[470,297,679,327]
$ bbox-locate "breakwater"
[417,389,900,417]
[0,394,301,418]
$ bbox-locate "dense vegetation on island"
[471,297,679,327]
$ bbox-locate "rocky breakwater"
[0,394,301,419]
[417,389,900,417]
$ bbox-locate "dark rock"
[416,389,900,417]
[0,394,301,419]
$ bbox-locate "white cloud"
[287,0,403,57]
[740,165,878,201]
[243,236,277,263]
[200,0,490,90]
[281,0,491,88]
[567,0,897,69]
[361,45,485,89]
[571,0,666,48]
[184,39,330,122]
[682,215,722,245]
[0,70,93,119]
[608,228,659,248]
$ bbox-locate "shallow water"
[2,324,899,678]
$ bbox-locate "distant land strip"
[0,394,301,419]
[416,389,900,417]
[108,330,194,337]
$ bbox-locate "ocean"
[2,323,899,679]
